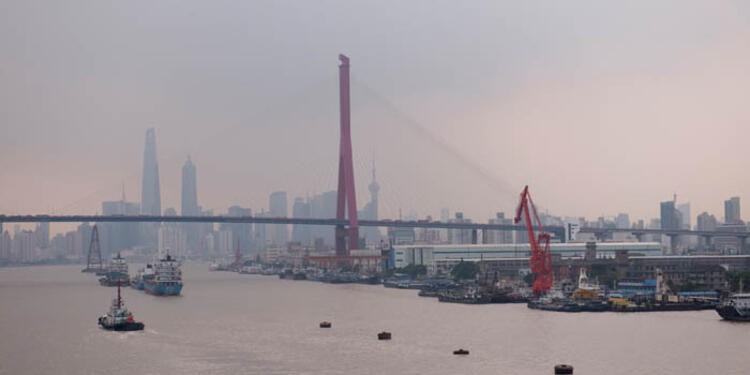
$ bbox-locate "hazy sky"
[2,1,750,227]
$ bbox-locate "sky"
[2,1,750,229]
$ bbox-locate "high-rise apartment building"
[615,213,630,229]
[448,212,473,244]
[725,197,741,224]
[291,197,311,245]
[660,200,681,231]
[222,206,252,252]
[487,212,514,244]
[310,191,337,247]
[100,197,140,255]
[269,191,288,246]
[677,203,691,230]
[696,212,718,249]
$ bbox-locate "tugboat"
[98,282,144,331]
[144,252,183,296]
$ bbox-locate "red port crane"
[514,185,553,296]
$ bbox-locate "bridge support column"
[335,54,360,257]
[633,232,644,242]
[471,229,478,244]
[481,229,488,244]
[700,235,713,250]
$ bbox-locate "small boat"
[453,349,470,355]
[377,331,392,340]
[98,282,144,331]
[319,321,332,328]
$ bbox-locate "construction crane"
[514,185,553,296]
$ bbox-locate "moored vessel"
[131,263,154,290]
[143,253,183,296]
[98,253,130,287]
[716,293,750,321]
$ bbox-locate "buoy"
[554,364,574,374]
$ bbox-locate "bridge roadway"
[0,215,747,240]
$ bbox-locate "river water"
[0,263,747,375]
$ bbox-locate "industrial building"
[392,242,663,270]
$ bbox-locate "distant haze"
[2,1,750,227]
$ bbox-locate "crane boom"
[514,185,553,296]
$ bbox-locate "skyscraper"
[181,156,205,255]
[310,191,337,247]
[222,206,252,252]
[181,156,198,216]
[724,197,741,224]
[101,195,140,255]
[269,191,288,246]
[141,128,161,215]
[291,197,311,245]
[660,200,681,230]
[677,203,691,229]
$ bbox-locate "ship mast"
[117,280,122,309]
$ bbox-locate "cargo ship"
[98,282,144,331]
[143,253,183,296]
[98,253,130,287]
[715,293,750,321]
[130,263,154,290]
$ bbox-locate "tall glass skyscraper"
[181,156,201,254]
[141,128,161,215]
[181,156,198,216]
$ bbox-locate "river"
[0,263,747,374]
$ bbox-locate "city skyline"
[3,122,750,238]
[3,2,750,226]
